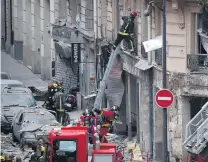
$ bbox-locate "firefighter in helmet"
[113,11,137,54]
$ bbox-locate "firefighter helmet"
[130,11,137,17]
[53,83,58,88]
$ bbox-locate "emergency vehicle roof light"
[54,128,62,134]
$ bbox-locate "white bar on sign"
[158,97,171,101]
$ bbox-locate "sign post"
[155,89,174,108]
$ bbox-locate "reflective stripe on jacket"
[119,16,134,35]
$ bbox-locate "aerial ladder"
[93,47,119,110]
[183,101,208,161]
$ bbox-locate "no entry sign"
[155,89,174,108]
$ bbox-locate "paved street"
[1,52,48,90]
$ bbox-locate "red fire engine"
[43,124,123,162]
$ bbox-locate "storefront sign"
[71,43,81,63]
[52,25,71,43]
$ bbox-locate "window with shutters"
[85,0,94,30]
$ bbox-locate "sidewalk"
[1,52,48,91]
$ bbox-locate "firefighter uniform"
[113,11,137,53]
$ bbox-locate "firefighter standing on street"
[113,11,137,53]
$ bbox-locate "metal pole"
[127,73,132,140]
[148,12,153,161]
[136,79,140,143]
[116,0,120,33]
[162,0,167,161]
[148,68,153,161]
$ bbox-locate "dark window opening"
[190,97,208,118]
[18,114,23,123]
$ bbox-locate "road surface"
[1,52,48,90]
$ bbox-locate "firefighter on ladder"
[113,11,137,54]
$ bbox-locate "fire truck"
[38,124,123,162]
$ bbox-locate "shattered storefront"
[51,24,96,102]
[53,41,79,93]
[52,25,79,93]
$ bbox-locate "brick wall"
[53,55,78,93]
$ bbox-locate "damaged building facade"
[2,0,208,161]
[83,0,208,161]
[116,0,208,162]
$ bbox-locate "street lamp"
[144,0,167,162]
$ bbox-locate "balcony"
[187,54,208,74]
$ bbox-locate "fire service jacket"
[119,16,135,35]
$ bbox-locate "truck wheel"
[12,128,17,142]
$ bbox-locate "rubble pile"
[1,133,33,162]
[106,134,143,161]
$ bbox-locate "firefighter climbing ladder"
[93,48,118,110]
[93,9,131,110]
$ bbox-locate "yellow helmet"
[0,155,6,161]
[53,83,58,88]
[41,146,45,152]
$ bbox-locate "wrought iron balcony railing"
[187,54,208,73]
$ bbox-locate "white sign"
[142,35,162,53]
[73,44,79,63]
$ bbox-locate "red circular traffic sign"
[155,89,174,108]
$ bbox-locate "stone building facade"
[116,0,208,162]
[94,0,208,161]
[2,0,208,161]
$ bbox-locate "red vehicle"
[43,124,123,162]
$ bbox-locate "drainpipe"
[116,0,120,33]
[127,73,132,140]
[136,78,140,143]
[148,14,154,161]
[94,0,99,90]
[4,0,7,42]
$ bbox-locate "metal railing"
[187,54,208,73]
[183,101,208,154]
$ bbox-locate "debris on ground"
[106,133,143,161]
[1,133,32,162]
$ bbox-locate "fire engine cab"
[43,124,122,162]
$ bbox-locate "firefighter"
[54,88,67,125]
[113,11,137,54]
